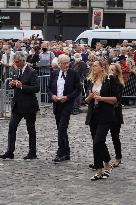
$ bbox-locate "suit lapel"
[20,66,29,82]
[64,69,71,90]
[55,69,59,82]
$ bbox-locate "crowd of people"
[0,37,136,181]
[0,38,136,106]
[0,38,136,79]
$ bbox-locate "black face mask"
[42,48,47,52]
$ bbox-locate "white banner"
[92,8,103,29]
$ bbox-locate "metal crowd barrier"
[35,66,51,77]
[0,65,13,82]
[1,73,135,118]
[0,78,13,118]
[122,73,136,105]
[0,88,5,118]
[0,75,51,118]
[37,74,50,106]
[0,66,3,82]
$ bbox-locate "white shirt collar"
[59,69,67,76]
[21,63,27,74]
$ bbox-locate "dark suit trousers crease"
[55,101,71,156]
[7,111,36,154]
[89,111,111,169]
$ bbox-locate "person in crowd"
[74,45,81,54]
[95,42,103,57]
[87,54,98,72]
[127,46,136,71]
[48,54,81,162]
[80,46,89,63]
[38,41,55,102]
[51,49,64,70]
[109,63,125,167]
[122,40,129,47]
[71,52,88,114]
[0,40,4,82]
[119,47,128,58]
[0,40,4,61]
[13,41,23,52]
[108,49,119,64]
[118,55,131,83]
[27,45,40,70]
[133,46,136,65]
[0,51,40,160]
[0,45,15,79]
[85,59,119,180]
[115,43,122,50]
[38,41,55,75]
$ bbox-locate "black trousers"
[55,101,72,157]
[7,111,37,154]
[110,123,122,159]
[89,110,111,169]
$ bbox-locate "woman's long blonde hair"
[110,63,125,87]
[87,59,109,83]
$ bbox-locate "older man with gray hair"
[0,51,40,160]
[48,54,81,162]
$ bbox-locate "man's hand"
[51,95,58,102]
[60,96,68,103]
[9,80,17,87]
[15,81,22,89]
[12,63,18,70]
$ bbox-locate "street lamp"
[88,0,91,29]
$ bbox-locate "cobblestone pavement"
[0,107,136,205]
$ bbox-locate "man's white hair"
[58,54,70,64]
[13,51,28,61]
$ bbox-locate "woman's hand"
[93,94,102,102]
[94,95,117,105]
[85,92,95,103]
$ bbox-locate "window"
[75,38,88,45]
[130,17,136,23]
[107,0,115,8]
[7,0,21,7]
[117,0,123,7]
[71,0,87,8]
[38,0,53,7]
[106,0,123,8]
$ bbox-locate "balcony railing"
[71,0,87,8]
[106,0,123,8]
[7,0,21,7]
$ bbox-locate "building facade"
[0,0,136,40]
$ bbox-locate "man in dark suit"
[48,54,81,162]
[0,51,40,160]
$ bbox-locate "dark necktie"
[7,54,10,64]
[61,72,66,80]
[18,69,22,80]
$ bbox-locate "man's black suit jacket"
[11,65,40,114]
[48,68,81,113]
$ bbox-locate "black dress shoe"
[53,155,70,163]
[0,152,14,159]
[23,153,37,160]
